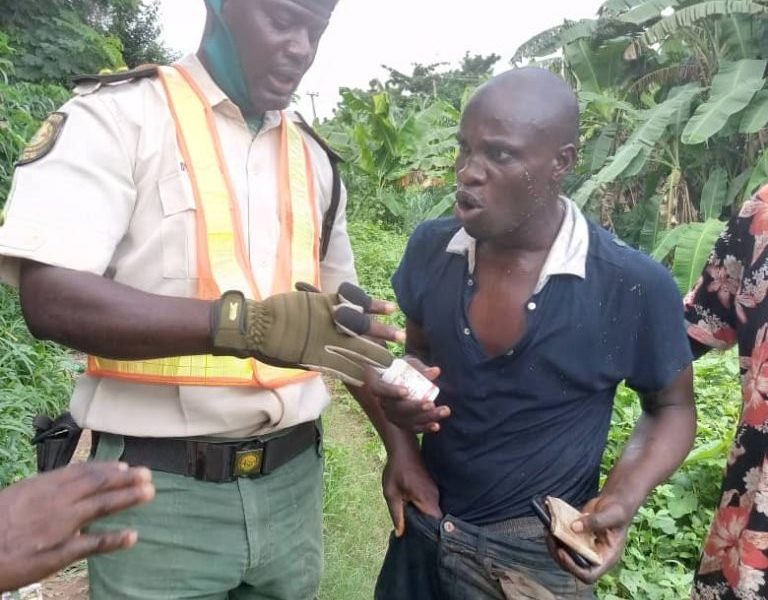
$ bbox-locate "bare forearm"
[19,261,212,359]
[345,383,420,455]
[602,403,696,513]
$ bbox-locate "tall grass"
[0,286,76,485]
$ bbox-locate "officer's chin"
[249,89,295,114]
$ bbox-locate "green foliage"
[2,4,125,83]
[107,0,177,67]
[0,80,71,206]
[370,53,500,111]
[318,54,502,231]
[0,287,77,486]
[518,0,768,291]
[320,86,459,230]
[598,351,741,598]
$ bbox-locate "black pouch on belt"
[31,412,83,473]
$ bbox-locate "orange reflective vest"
[88,64,320,388]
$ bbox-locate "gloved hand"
[210,282,396,386]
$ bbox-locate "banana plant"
[515,0,768,292]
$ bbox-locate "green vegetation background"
[0,1,759,597]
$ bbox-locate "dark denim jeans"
[375,505,594,600]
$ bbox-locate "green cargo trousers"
[87,433,324,599]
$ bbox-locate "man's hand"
[211,282,403,386]
[365,357,450,433]
[383,440,442,537]
[545,494,632,584]
[0,462,155,593]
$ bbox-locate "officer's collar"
[177,54,282,133]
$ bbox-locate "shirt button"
[468,278,474,287]
[463,327,471,336]
[443,521,455,534]
[527,302,537,311]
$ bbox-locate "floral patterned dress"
[686,186,768,599]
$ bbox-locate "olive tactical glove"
[210,283,395,386]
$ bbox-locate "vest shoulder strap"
[294,113,343,262]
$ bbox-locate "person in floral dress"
[686,184,768,599]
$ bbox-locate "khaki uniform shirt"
[0,54,357,438]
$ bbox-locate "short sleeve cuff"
[0,217,117,286]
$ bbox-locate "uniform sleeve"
[318,180,358,292]
[625,261,694,394]
[391,223,430,326]
[683,216,744,350]
[0,93,136,286]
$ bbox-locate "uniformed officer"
[0,0,401,597]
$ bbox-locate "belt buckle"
[234,445,264,478]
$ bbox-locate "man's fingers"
[62,463,152,503]
[369,297,397,315]
[368,320,405,344]
[386,496,406,538]
[73,480,155,525]
[295,281,321,293]
[337,282,373,311]
[545,534,596,584]
[62,529,139,563]
[334,305,370,335]
[332,302,404,344]
[380,397,451,432]
[572,504,627,535]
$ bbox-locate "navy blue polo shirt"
[391,216,693,525]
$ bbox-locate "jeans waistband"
[482,515,544,538]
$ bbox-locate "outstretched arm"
[549,366,696,583]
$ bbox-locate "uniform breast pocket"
[158,171,197,280]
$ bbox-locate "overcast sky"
[159,0,604,119]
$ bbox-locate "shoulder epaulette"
[71,64,159,88]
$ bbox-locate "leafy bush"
[598,351,740,599]
[0,80,71,205]
[0,287,77,486]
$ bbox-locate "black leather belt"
[116,420,320,483]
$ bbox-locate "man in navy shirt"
[366,68,696,599]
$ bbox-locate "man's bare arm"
[20,261,212,359]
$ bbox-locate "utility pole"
[307,92,319,121]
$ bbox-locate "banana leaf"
[739,89,768,133]
[584,123,619,172]
[672,219,728,293]
[638,194,663,252]
[572,178,601,208]
[625,1,768,59]
[681,59,766,144]
[619,0,681,24]
[700,167,728,219]
[727,166,753,206]
[597,84,702,183]
[745,147,768,199]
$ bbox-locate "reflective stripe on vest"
[88,64,320,388]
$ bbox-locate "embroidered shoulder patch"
[17,112,68,166]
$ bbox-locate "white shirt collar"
[176,54,282,133]
[445,196,589,294]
